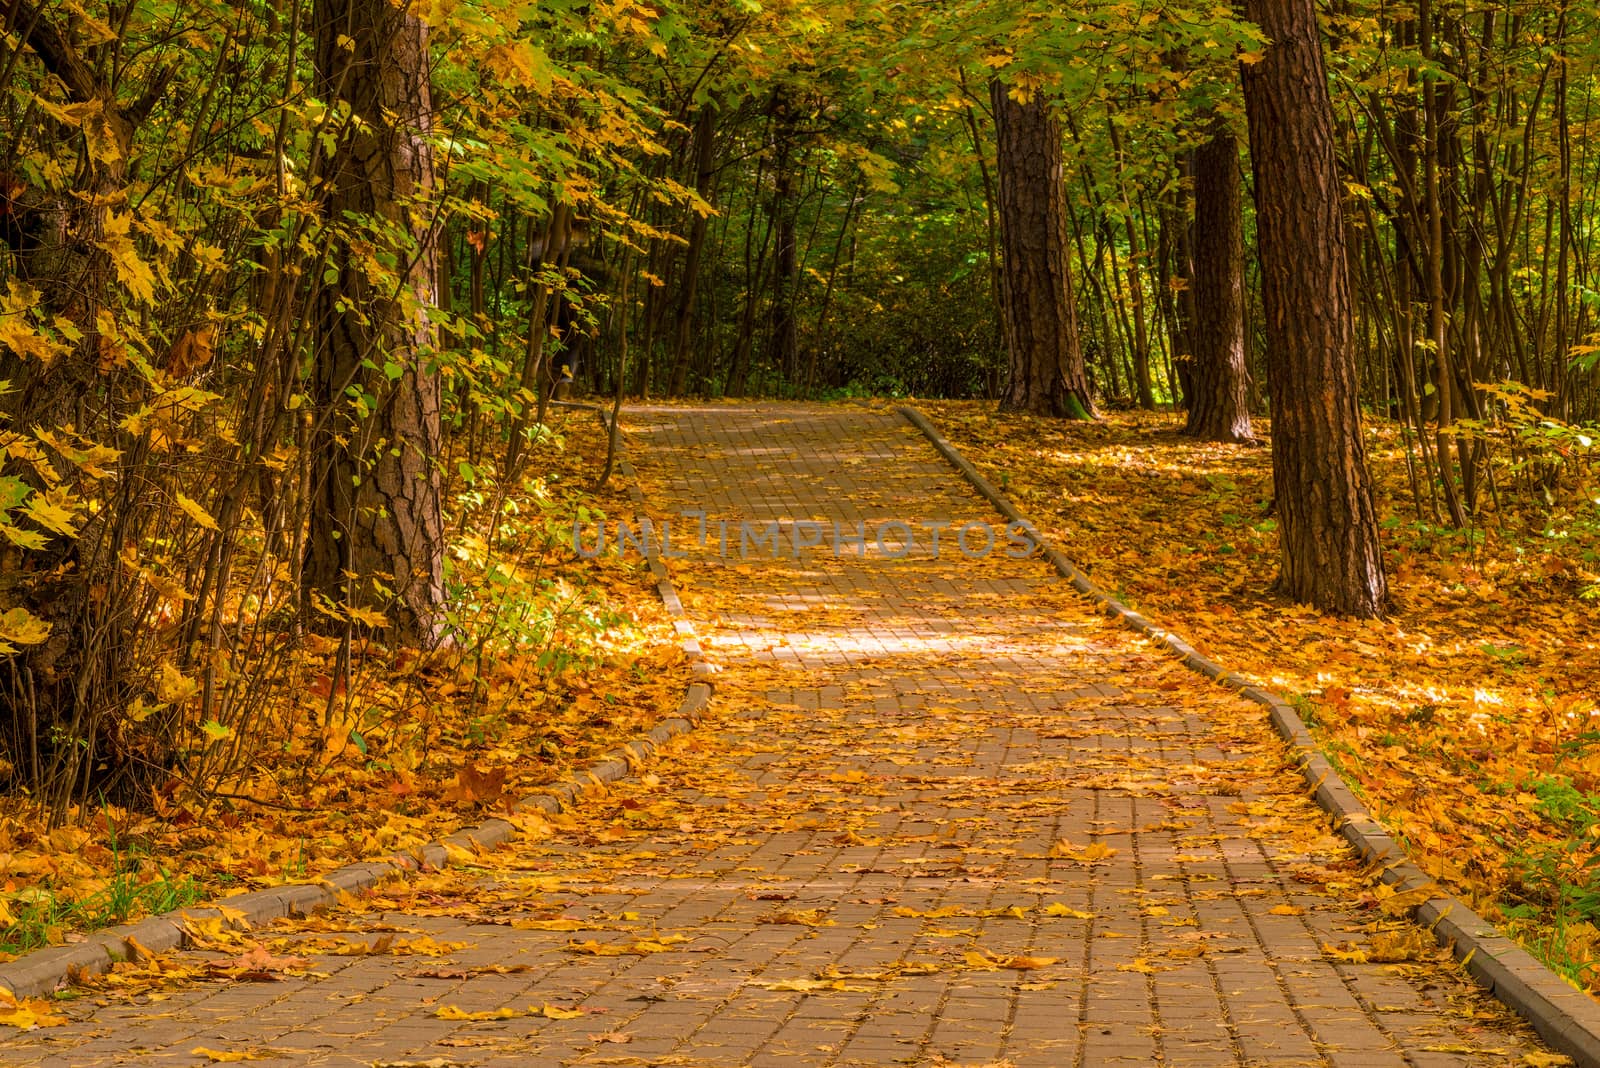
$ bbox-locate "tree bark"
[767,92,800,388]
[1242,0,1389,617]
[1183,123,1254,443]
[991,80,1095,419]
[306,0,446,646]
[668,105,718,395]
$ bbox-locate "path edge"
[897,402,1600,1068]
[0,405,713,1002]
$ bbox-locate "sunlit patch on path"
[0,404,1557,1067]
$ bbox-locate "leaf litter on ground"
[920,400,1600,987]
[0,410,692,968]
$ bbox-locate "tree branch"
[7,1,102,103]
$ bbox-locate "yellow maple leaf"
[0,607,50,649]
[158,662,200,704]
[1042,903,1095,920]
[175,492,220,531]
[512,918,588,931]
[345,604,391,629]
[0,993,68,1030]
[100,212,159,304]
[434,1005,519,1021]
[190,1048,267,1064]
[754,978,833,992]
[21,487,80,537]
[1321,941,1370,964]
[1523,1052,1576,1067]
[1051,839,1117,863]
[392,936,466,957]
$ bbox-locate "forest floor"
[0,407,692,963]
[918,399,1600,988]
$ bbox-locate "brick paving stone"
[0,403,1567,1067]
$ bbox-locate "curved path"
[1,404,1552,1067]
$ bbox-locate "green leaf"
[200,720,234,742]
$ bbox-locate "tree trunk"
[0,1,173,813]
[767,91,800,388]
[1106,112,1155,409]
[1183,124,1254,443]
[1242,0,1389,617]
[991,80,1095,419]
[670,102,720,396]
[306,0,446,646]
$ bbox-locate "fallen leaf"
[536,1004,588,1020]
[566,935,691,956]
[1050,840,1117,863]
[1321,941,1370,964]
[511,918,591,931]
[190,1049,269,1064]
[1041,903,1094,919]
[0,990,69,1030]
[762,908,833,927]
[434,1005,520,1021]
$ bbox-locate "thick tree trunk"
[1183,124,1254,443]
[1243,0,1388,617]
[0,2,175,812]
[306,0,446,645]
[991,80,1095,419]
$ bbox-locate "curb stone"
[0,405,712,1002]
[898,402,1600,1068]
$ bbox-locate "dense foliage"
[3,0,1600,845]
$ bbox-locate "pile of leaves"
[0,411,690,958]
[920,400,1600,986]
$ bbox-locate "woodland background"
[4,0,1600,989]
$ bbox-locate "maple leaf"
[511,918,591,931]
[191,1048,272,1064]
[1321,941,1370,964]
[204,943,311,979]
[21,487,79,536]
[761,908,833,927]
[175,492,220,531]
[1050,839,1117,864]
[435,1005,520,1021]
[0,607,50,651]
[0,989,68,1030]
[566,935,690,956]
[441,761,509,806]
[536,1004,587,1019]
[100,211,159,303]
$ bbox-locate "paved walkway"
[2,405,1552,1066]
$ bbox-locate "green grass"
[0,830,208,958]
